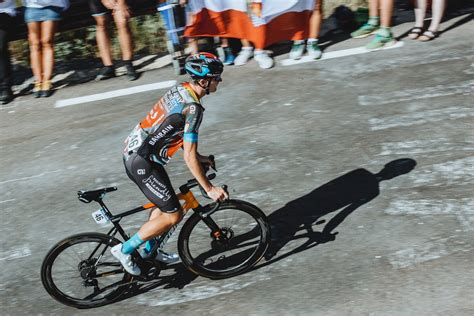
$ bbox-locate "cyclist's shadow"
[257,158,417,269]
[117,158,416,301]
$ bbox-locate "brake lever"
[208,155,217,172]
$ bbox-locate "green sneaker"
[351,23,379,39]
[365,32,395,50]
[289,41,305,60]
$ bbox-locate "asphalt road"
[1,13,473,315]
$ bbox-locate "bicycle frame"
[94,185,221,258]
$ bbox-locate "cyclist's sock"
[144,238,156,255]
[368,16,380,26]
[122,233,144,255]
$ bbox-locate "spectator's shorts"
[89,0,132,17]
[24,6,62,23]
[88,0,108,16]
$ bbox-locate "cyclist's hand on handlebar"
[207,186,228,202]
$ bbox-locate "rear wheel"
[40,232,132,308]
[178,200,270,279]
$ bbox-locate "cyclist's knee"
[163,209,183,227]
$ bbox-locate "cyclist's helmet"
[185,52,224,81]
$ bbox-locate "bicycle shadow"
[113,158,416,304]
[256,158,417,269]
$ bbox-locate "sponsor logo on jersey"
[148,124,174,146]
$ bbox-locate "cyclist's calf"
[138,208,184,240]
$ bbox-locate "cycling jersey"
[123,82,204,165]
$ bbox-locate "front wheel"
[40,232,132,309]
[178,199,270,279]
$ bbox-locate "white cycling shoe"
[139,248,180,264]
[111,244,141,276]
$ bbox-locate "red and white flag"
[184,0,316,49]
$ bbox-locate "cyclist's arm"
[183,141,212,192]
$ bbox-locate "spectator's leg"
[187,38,198,54]
[113,13,133,61]
[113,11,138,80]
[307,0,323,59]
[0,14,14,104]
[351,0,380,38]
[39,20,57,97]
[414,0,427,28]
[369,0,379,18]
[427,0,445,32]
[234,39,254,66]
[309,0,323,39]
[366,0,395,49]
[94,15,114,67]
[40,20,57,83]
[380,0,394,28]
[27,22,43,85]
[418,0,445,41]
[221,38,235,65]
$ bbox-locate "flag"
[184,0,316,49]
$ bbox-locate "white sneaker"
[156,250,180,264]
[254,51,274,69]
[307,41,322,59]
[289,40,305,60]
[139,247,180,264]
[234,47,253,66]
[111,244,141,276]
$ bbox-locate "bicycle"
[40,162,270,309]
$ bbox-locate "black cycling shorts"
[124,153,181,213]
[88,0,134,16]
[88,0,109,16]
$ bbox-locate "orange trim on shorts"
[143,202,156,209]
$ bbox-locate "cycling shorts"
[124,153,181,213]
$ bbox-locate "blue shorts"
[24,6,63,23]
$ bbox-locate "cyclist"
[111,52,229,275]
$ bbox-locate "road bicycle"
[40,162,270,309]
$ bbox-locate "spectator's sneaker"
[254,51,274,69]
[307,41,322,59]
[223,47,235,65]
[0,87,13,105]
[33,81,42,98]
[95,66,116,81]
[40,80,53,98]
[111,244,141,276]
[138,247,180,264]
[289,40,305,60]
[125,63,138,81]
[234,47,253,66]
[351,23,379,38]
[366,32,395,50]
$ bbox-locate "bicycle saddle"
[77,187,117,203]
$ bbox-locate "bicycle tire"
[178,199,270,279]
[41,232,132,309]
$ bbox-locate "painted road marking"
[377,139,474,156]
[368,106,473,131]
[55,80,177,108]
[0,199,15,204]
[388,236,473,269]
[385,198,474,231]
[281,41,404,66]
[0,169,66,185]
[0,245,32,261]
[359,80,473,106]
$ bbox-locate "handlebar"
[179,155,228,200]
